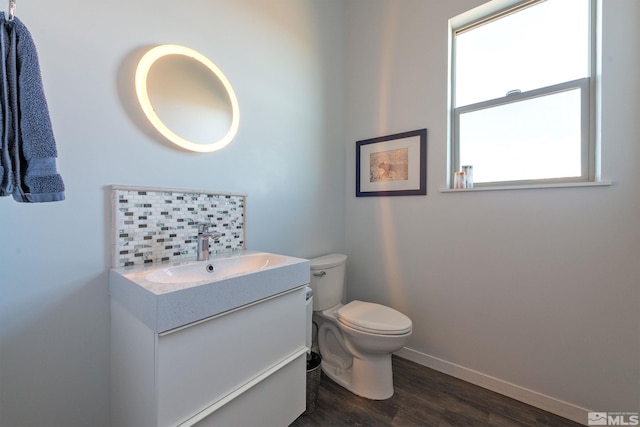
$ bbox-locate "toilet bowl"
[309,254,412,400]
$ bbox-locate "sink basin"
[110,250,310,332]
[145,252,288,284]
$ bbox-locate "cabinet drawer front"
[191,353,306,427]
[157,288,306,426]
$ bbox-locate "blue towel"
[0,13,64,202]
[0,16,12,196]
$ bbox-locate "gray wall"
[0,1,346,425]
[345,0,640,417]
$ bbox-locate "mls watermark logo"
[588,412,640,426]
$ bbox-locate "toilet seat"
[337,301,412,335]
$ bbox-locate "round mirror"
[135,45,240,152]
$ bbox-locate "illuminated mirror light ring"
[135,44,240,153]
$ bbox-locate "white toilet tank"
[309,254,347,311]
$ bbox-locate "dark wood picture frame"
[356,129,427,197]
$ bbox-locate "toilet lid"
[337,301,412,335]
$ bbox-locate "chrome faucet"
[196,223,221,261]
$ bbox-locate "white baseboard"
[395,347,589,426]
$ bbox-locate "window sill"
[440,180,613,193]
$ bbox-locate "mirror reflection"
[147,55,232,144]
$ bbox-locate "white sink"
[109,250,310,332]
[145,252,288,284]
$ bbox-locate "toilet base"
[321,352,394,400]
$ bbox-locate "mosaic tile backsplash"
[112,186,246,268]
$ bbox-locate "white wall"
[3,0,637,425]
[0,1,346,425]
[345,0,640,420]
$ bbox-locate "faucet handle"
[197,223,210,234]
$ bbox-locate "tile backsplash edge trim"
[111,184,247,199]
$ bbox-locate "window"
[450,0,597,188]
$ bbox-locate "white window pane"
[455,0,589,107]
[459,89,582,183]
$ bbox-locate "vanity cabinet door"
[156,288,306,427]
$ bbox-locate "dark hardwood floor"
[290,356,583,427]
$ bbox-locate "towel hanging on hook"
[8,0,15,21]
[0,2,66,202]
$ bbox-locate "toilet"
[309,254,412,400]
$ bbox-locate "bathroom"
[1,0,638,425]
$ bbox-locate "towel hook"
[8,0,15,21]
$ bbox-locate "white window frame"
[448,0,599,189]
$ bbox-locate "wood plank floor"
[290,356,583,427]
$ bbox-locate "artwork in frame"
[356,129,427,197]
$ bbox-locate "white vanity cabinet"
[111,284,308,427]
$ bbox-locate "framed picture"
[356,129,427,197]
